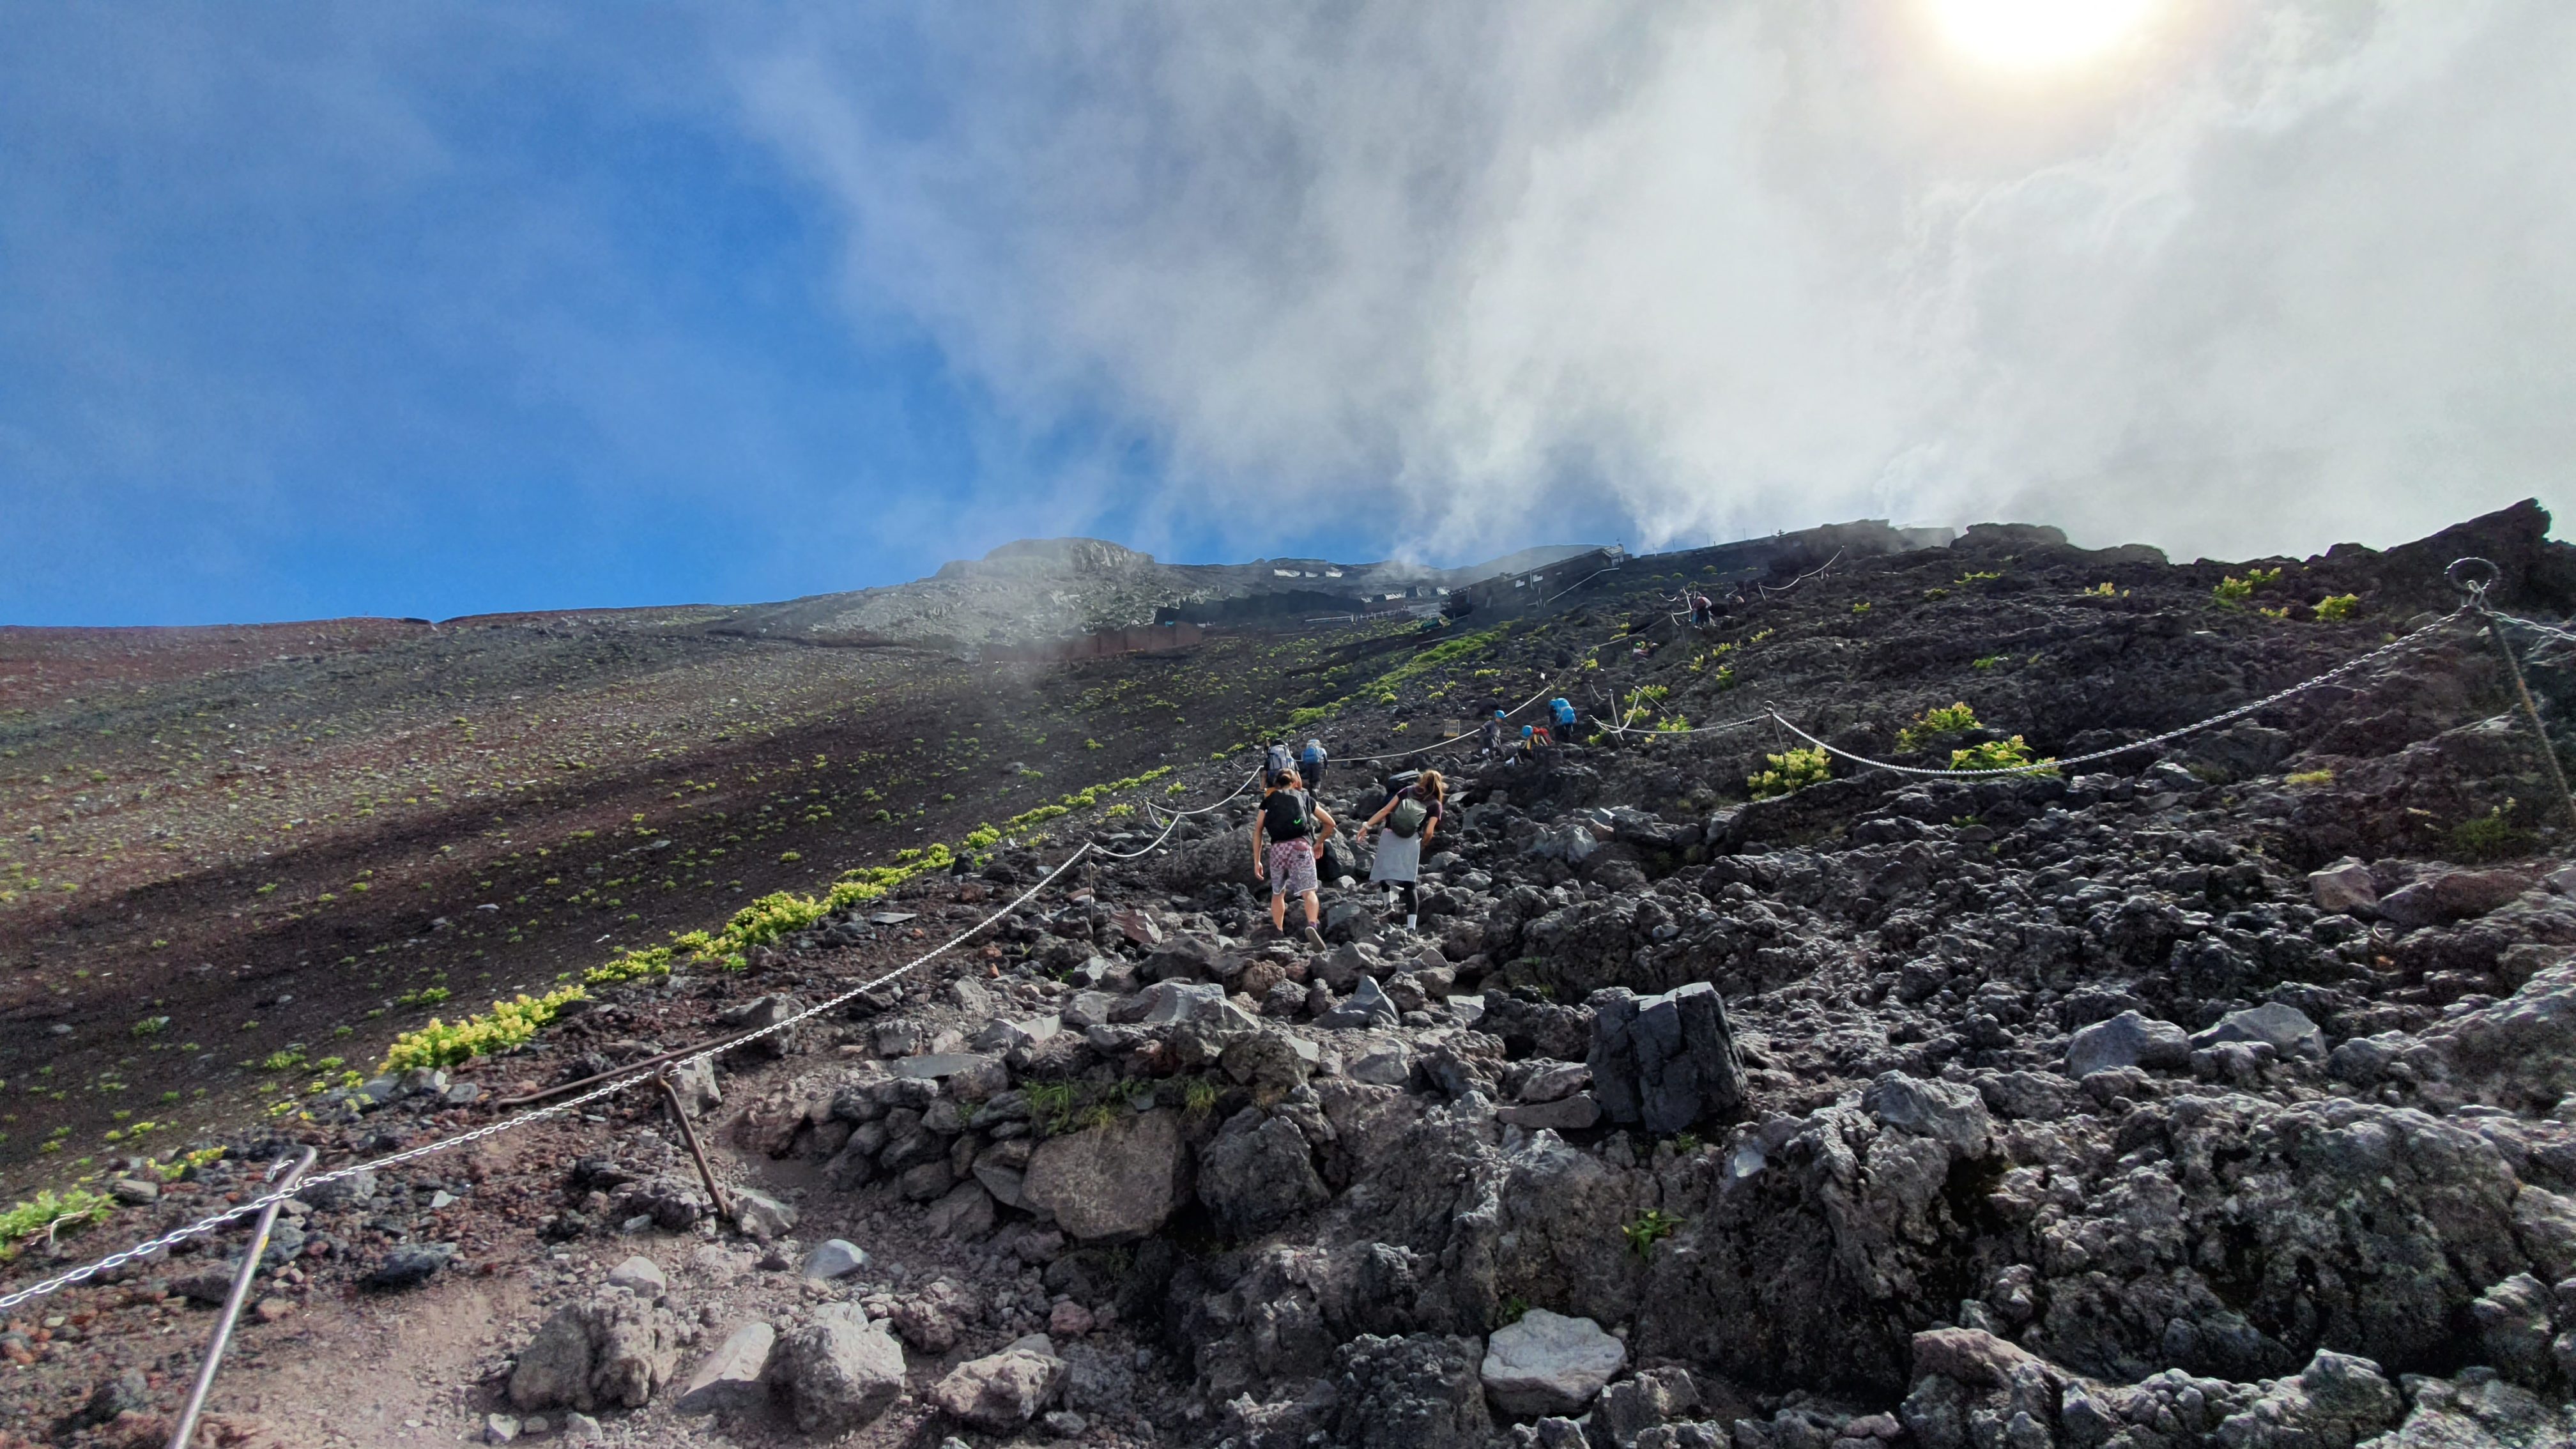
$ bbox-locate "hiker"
[1551,695,1580,745]
[1516,724,1540,767]
[1480,710,1507,758]
[1264,740,1295,785]
[1690,592,1713,627]
[1252,765,1336,946]
[1362,767,1445,930]
[1300,737,1329,790]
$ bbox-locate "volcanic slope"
[6,503,2576,1449]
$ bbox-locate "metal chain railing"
[1759,606,2471,779]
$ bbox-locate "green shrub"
[1949,736,2058,775]
[2450,801,2538,862]
[1896,702,1980,753]
[2285,769,2335,788]
[1623,1208,1683,1260]
[0,1188,116,1261]
[2315,594,2361,622]
[1749,747,1830,799]
[2214,566,2281,604]
[380,986,586,1071]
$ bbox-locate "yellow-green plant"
[1749,747,1830,799]
[1950,736,2058,775]
[2315,594,2361,622]
[2213,566,2282,604]
[1896,702,1981,753]
[381,986,587,1071]
[0,1188,116,1261]
[1623,1209,1683,1260]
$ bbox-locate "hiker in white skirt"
[1361,768,1445,930]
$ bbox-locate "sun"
[1926,0,2157,70]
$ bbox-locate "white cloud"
[740,0,2575,562]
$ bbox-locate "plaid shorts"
[1267,838,1319,897]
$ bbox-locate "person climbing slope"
[1264,740,1295,786]
[1252,765,1335,947]
[1361,768,1444,931]
[1300,737,1329,790]
[1551,695,1581,745]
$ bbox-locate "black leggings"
[1386,880,1419,914]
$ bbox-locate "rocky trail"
[10,504,2576,1448]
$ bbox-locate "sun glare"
[1927,0,2156,70]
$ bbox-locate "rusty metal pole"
[167,1146,316,1449]
[656,1070,730,1224]
[2450,556,2576,831]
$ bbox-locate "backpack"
[1264,743,1293,780]
[1302,741,1326,766]
[1386,793,1429,838]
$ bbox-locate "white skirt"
[1370,829,1425,884]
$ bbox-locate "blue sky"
[6,4,2569,625]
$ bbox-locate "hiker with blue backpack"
[1361,768,1445,931]
[1300,737,1328,789]
[1551,696,1580,744]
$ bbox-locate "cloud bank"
[735,0,2576,563]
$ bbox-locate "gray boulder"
[800,1239,867,1281]
[2193,1002,2325,1060]
[1333,1334,1494,1449]
[509,1292,682,1413]
[1481,1310,1625,1417]
[1498,1092,1603,1133]
[673,1322,775,1414]
[1197,1108,1330,1236]
[1588,983,1745,1134]
[2308,858,2378,915]
[1593,1367,1701,1448]
[774,1310,907,1434]
[930,1346,1067,1431]
[1861,1072,1993,1154]
[1022,1108,1193,1242]
[2065,1010,2193,1078]
[1319,976,1402,1030]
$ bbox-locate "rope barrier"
[0,841,1105,1313]
[1760,607,2471,780]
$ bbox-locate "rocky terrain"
[8,503,2576,1449]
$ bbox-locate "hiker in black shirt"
[1252,766,1336,947]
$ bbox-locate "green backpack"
[1386,795,1429,838]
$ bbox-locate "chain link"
[1764,608,2470,779]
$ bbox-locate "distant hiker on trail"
[1551,696,1580,744]
[1301,737,1328,789]
[1690,592,1713,627]
[1480,710,1507,758]
[1252,766,1335,947]
[1362,767,1443,931]
[1264,740,1295,785]
[1515,723,1540,767]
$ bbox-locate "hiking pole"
[168,1146,315,1449]
[657,1069,731,1225]
[2450,556,2576,829]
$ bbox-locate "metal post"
[2450,556,2576,830]
[657,1070,731,1224]
[167,1146,315,1449]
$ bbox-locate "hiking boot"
[1302,926,1327,949]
